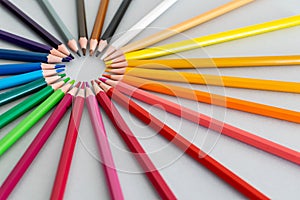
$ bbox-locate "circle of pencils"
[0,0,300,199]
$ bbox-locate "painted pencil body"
[0,0,71,57]
[0,49,70,63]
[39,0,80,55]
[89,0,110,55]
[96,0,132,55]
[0,29,67,58]
[101,0,178,59]
[76,0,88,55]
[0,69,64,90]
[0,63,64,75]
[118,15,300,61]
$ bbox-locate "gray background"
[1,0,300,199]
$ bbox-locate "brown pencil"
[89,0,110,55]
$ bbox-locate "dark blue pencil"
[0,68,64,90]
[0,49,71,63]
[0,62,64,75]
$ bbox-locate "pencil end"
[82,48,86,56]
[55,64,65,69]
[59,73,66,78]
[76,51,81,57]
[95,51,101,57]
[63,77,71,83]
[69,54,75,59]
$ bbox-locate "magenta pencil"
[0,83,80,200]
[50,83,85,200]
[86,83,124,200]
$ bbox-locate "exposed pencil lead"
[82,48,86,56]
[76,51,81,57]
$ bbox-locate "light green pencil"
[40,0,80,56]
[0,80,75,156]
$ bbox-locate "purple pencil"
[0,0,73,58]
[0,29,67,58]
[86,83,124,200]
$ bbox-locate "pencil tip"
[89,50,94,56]
[59,73,66,78]
[85,82,90,88]
[56,68,65,73]
[99,77,108,82]
[76,51,81,57]
[62,57,71,62]
[95,51,101,57]
[82,48,86,56]
[69,54,75,59]
[75,82,82,88]
[102,74,111,79]
[64,77,71,83]
[70,80,76,85]
[55,64,65,69]
[81,83,85,89]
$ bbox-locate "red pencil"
[50,83,85,200]
[0,82,80,200]
[92,81,176,200]
[100,77,300,165]
[98,81,269,200]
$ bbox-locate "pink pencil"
[50,83,85,200]
[85,82,124,200]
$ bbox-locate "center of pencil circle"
[64,55,105,82]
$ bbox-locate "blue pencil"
[0,62,64,75]
[0,49,71,63]
[0,68,64,90]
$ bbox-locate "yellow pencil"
[106,67,300,94]
[108,15,300,62]
[106,0,255,60]
[106,55,300,68]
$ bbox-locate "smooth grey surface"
[0,0,300,199]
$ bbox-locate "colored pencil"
[101,77,300,165]
[0,63,64,75]
[0,69,64,91]
[39,0,81,56]
[76,0,88,55]
[0,78,68,129]
[50,83,85,200]
[107,67,300,94]
[106,75,300,124]
[106,55,300,68]
[98,81,269,200]
[107,15,300,62]
[0,49,71,63]
[0,83,80,200]
[0,29,67,58]
[85,83,124,200]
[101,0,179,60]
[0,74,65,106]
[107,0,255,60]
[89,0,110,55]
[0,80,74,156]
[92,81,176,199]
[95,0,132,56]
[0,0,72,58]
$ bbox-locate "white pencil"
[100,0,178,60]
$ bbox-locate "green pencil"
[0,78,70,129]
[0,80,74,156]
[0,74,66,106]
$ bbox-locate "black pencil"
[0,0,73,58]
[95,0,132,56]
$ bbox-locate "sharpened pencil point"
[76,51,81,57]
[62,57,71,62]
[85,82,90,87]
[56,68,65,73]
[75,82,82,88]
[105,60,112,66]
[99,77,108,82]
[64,77,71,83]
[89,50,94,56]
[82,48,86,56]
[70,80,76,85]
[69,54,75,59]
[102,74,111,79]
[81,83,85,89]
[59,73,66,78]
[105,69,111,73]
[55,64,65,69]
[95,51,101,57]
